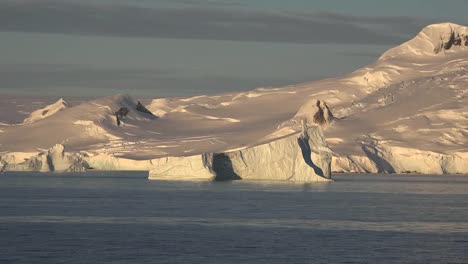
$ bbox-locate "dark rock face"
[313,100,334,126]
[136,101,156,117]
[434,28,468,54]
[115,107,129,117]
[313,101,326,125]
[115,113,121,126]
[443,29,456,50]
[114,107,129,126]
[113,102,157,126]
[454,34,462,46]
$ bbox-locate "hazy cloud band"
[0,1,434,45]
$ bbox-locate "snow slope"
[0,22,467,178]
[23,98,68,124]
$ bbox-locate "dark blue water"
[1,172,468,264]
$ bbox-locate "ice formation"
[1,23,468,179]
[23,98,68,124]
[0,144,87,172]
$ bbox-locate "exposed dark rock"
[313,101,326,125]
[115,107,129,117]
[114,107,129,126]
[115,113,121,126]
[136,101,156,117]
[434,29,467,54]
[313,100,334,125]
[443,29,456,50]
[454,33,462,46]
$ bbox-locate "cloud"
[312,12,435,37]
[155,0,244,7]
[339,51,382,58]
[0,63,294,97]
[0,1,434,45]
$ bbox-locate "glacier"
[0,124,332,182]
[0,144,87,173]
[1,22,468,180]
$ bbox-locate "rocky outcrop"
[434,27,468,54]
[114,107,129,126]
[136,101,157,117]
[313,100,334,125]
[275,99,334,133]
[115,107,129,117]
[293,100,334,127]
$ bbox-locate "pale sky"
[1,0,467,97]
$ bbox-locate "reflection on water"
[0,173,467,263]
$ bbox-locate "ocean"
[1,172,467,263]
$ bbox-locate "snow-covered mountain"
[23,98,69,124]
[1,23,467,179]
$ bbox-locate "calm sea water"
[0,172,467,264]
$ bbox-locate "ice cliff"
[75,125,331,182]
[0,125,332,182]
[205,124,332,182]
[0,144,87,172]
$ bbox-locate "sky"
[1,0,468,98]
